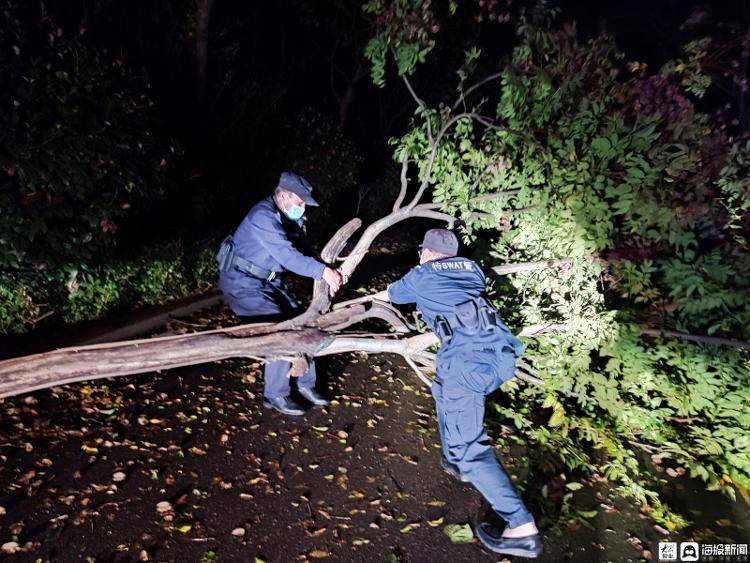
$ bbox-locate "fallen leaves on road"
[1,542,20,554]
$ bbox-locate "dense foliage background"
[365,0,750,528]
[0,0,748,530]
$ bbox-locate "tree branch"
[640,328,750,350]
[492,259,574,276]
[453,72,504,111]
[410,207,456,224]
[279,218,362,329]
[325,301,414,333]
[401,73,432,143]
[336,203,453,281]
[392,152,411,212]
[0,328,332,399]
[406,112,473,209]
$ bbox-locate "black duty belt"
[434,297,500,344]
[232,255,276,282]
[217,236,277,282]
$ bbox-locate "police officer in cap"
[377,228,543,558]
[217,172,345,416]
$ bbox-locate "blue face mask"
[284,203,305,221]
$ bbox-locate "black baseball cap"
[278,171,319,206]
[420,228,459,256]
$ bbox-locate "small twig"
[96,498,134,511]
[665,416,700,424]
[401,73,432,142]
[24,133,63,151]
[168,317,210,328]
[401,72,425,108]
[469,191,521,203]
[640,328,750,350]
[31,310,56,324]
[403,355,433,388]
[387,470,404,493]
[467,163,495,195]
[453,72,504,111]
[518,323,568,337]
[627,440,660,454]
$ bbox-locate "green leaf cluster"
[363,0,439,86]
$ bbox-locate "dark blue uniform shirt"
[388,256,524,384]
[232,196,325,279]
[388,257,486,333]
[219,196,325,317]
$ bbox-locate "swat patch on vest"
[431,260,474,271]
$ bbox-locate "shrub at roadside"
[0,239,218,333]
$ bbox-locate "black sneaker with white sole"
[475,522,543,559]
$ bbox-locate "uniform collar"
[423,256,459,265]
[266,195,283,222]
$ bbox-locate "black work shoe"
[440,457,470,482]
[475,522,544,559]
[298,387,329,407]
[263,395,307,416]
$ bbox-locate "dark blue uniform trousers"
[226,274,317,399]
[433,334,534,529]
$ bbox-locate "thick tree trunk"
[338,64,367,131]
[195,0,215,104]
[0,327,329,399]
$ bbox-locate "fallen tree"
[0,124,540,400]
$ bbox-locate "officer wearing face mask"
[216,172,345,416]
